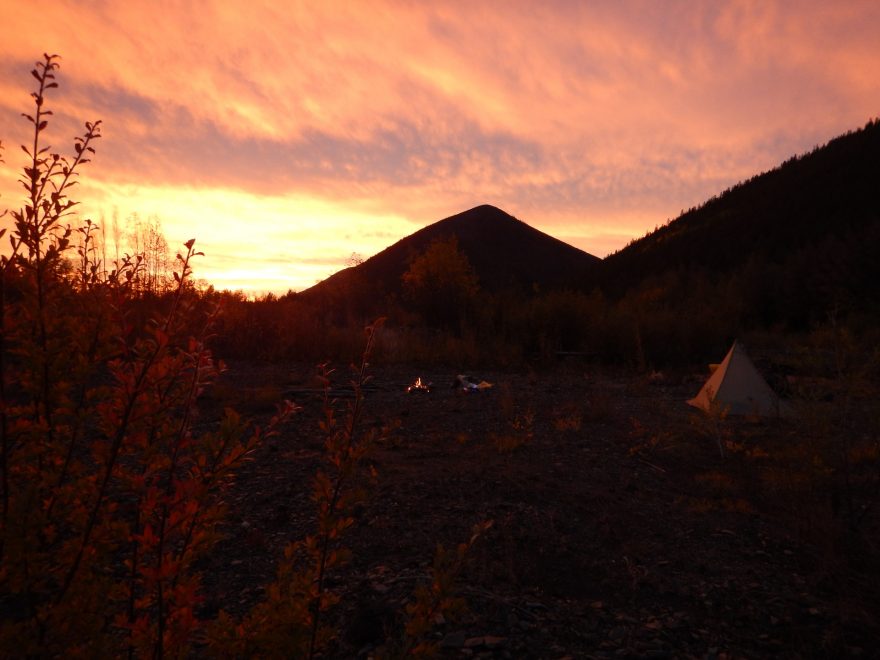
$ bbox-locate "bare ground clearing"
[198,361,879,659]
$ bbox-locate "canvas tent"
[688,341,786,417]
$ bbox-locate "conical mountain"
[303,205,599,302]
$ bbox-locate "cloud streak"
[1,0,878,291]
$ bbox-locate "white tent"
[688,341,786,417]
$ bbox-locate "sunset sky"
[1,1,878,293]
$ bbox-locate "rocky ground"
[198,360,879,659]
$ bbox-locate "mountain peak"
[302,205,599,303]
[438,204,519,226]
[460,204,508,216]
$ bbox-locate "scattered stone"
[440,631,467,649]
[483,635,506,648]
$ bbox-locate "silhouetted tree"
[402,235,479,331]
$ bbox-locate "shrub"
[1,56,487,657]
[0,53,294,657]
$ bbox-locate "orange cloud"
[2,1,879,292]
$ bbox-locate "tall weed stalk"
[209,319,386,658]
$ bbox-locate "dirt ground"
[198,360,879,659]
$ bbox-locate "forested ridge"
[598,119,880,327]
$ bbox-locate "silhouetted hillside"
[599,119,880,326]
[300,204,599,308]
[284,120,878,355]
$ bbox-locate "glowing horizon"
[1,1,878,293]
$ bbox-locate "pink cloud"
[2,1,879,291]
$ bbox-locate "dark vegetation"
[601,120,880,328]
[209,120,880,368]
[1,55,878,657]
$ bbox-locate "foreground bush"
[1,54,485,658]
